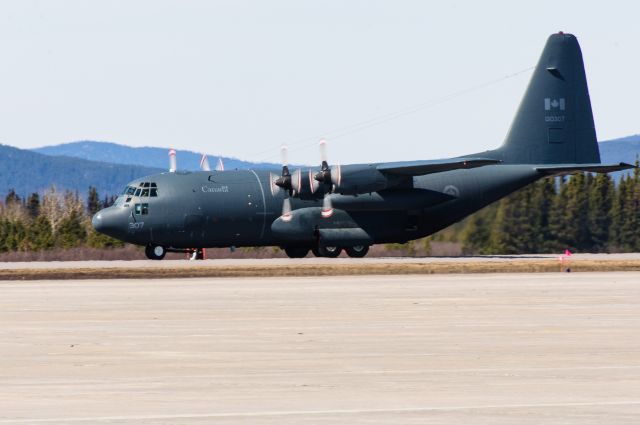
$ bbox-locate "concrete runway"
[1,273,640,424]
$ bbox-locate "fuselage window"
[141,203,149,215]
[139,182,144,187]
[143,182,150,188]
[150,188,158,197]
[134,188,141,196]
[141,188,149,197]
[126,187,136,196]
[151,182,157,187]
[134,203,142,215]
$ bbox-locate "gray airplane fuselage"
[93,164,539,249]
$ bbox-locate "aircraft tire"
[145,244,166,260]
[283,246,309,258]
[345,245,369,258]
[317,245,342,258]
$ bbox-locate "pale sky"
[0,0,638,165]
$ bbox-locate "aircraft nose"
[92,207,124,237]
[91,212,104,232]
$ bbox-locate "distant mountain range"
[32,141,280,172]
[0,144,163,199]
[0,136,637,200]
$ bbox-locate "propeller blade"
[216,157,224,171]
[168,148,177,173]
[199,153,211,171]
[269,172,282,196]
[281,197,292,222]
[308,170,320,194]
[321,193,333,218]
[319,139,328,163]
[331,164,342,187]
[291,169,303,193]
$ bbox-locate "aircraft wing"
[536,162,636,176]
[377,158,500,176]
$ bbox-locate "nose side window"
[134,203,142,215]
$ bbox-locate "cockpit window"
[122,183,158,199]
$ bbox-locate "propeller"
[199,153,211,171]
[216,157,225,171]
[168,148,177,173]
[271,145,300,222]
[314,139,340,218]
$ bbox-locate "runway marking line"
[2,400,640,423]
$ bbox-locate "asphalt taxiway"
[1,272,639,424]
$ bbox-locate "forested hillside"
[33,141,280,171]
[0,144,162,198]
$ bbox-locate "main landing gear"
[145,244,166,260]
[283,245,370,258]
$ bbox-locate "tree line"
[439,166,640,254]
[0,187,122,253]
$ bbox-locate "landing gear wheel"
[345,245,369,258]
[145,244,166,260]
[318,245,342,258]
[284,246,309,258]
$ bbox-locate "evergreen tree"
[610,175,628,250]
[588,173,614,251]
[565,173,591,250]
[87,186,101,216]
[529,178,556,252]
[5,189,20,205]
[29,215,55,250]
[55,210,87,249]
[487,184,537,254]
[26,193,40,218]
[461,210,492,254]
[619,164,640,250]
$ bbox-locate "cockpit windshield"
[116,182,159,207]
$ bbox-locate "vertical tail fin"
[494,33,600,164]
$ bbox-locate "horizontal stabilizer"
[536,162,636,176]
[377,158,500,176]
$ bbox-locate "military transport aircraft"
[92,33,634,260]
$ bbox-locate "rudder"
[494,32,600,164]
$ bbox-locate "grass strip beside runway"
[3,259,640,280]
